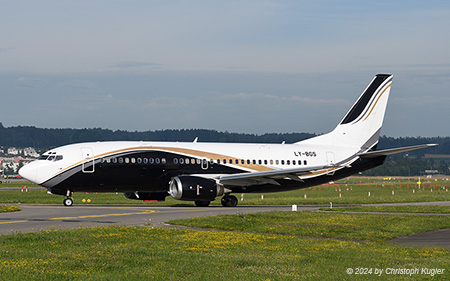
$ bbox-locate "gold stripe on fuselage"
[53,145,275,178]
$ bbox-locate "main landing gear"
[194,200,211,207]
[221,195,238,207]
[194,195,238,207]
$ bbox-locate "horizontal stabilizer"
[357,144,437,158]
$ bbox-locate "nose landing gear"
[63,190,73,206]
[63,197,73,206]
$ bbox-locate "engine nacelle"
[169,176,223,201]
[123,192,167,201]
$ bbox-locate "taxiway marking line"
[49,210,158,221]
[0,220,28,225]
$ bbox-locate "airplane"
[19,74,436,207]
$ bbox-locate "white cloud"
[109,61,162,69]
[15,77,46,88]
[216,92,347,104]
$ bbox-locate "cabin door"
[326,151,335,175]
[81,147,95,173]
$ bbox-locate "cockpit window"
[39,154,49,160]
[39,152,63,161]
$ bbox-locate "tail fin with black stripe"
[299,74,393,152]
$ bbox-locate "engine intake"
[169,176,223,201]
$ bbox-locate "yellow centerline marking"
[0,220,28,225]
[0,209,160,225]
[49,210,157,221]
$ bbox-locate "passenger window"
[137,158,142,164]
[247,160,250,165]
[270,160,273,165]
[191,159,195,164]
[131,158,136,164]
[264,160,268,165]
[173,158,178,164]
[286,160,290,165]
[275,160,279,165]
[155,158,160,164]
[304,160,307,165]
[162,158,166,164]
[149,158,154,164]
[281,160,285,165]
[258,160,261,165]
[143,158,148,164]
[235,159,239,164]
[223,159,227,164]
[125,158,130,164]
[112,158,117,164]
[118,158,124,164]
[179,158,184,164]
[292,160,296,165]
[106,158,111,163]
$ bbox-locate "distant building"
[7,147,19,155]
[23,147,39,158]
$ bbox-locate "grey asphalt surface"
[1,202,450,249]
[0,204,295,234]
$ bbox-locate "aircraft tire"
[194,200,211,207]
[221,195,238,207]
[63,197,73,207]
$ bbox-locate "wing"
[217,165,329,186]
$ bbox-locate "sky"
[1,0,449,137]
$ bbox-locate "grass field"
[1,177,449,280]
[321,205,450,214]
[0,205,21,213]
[1,177,450,206]
[168,211,450,241]
[0,216,449,280]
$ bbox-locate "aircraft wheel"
[194,200,210,207]
[221,195,238,207]
[63,197,73,207]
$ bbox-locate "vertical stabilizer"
[298,74,393,152]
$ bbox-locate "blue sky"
[1,1,449,137]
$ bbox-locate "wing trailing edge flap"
[218,165,327,186]
[357,144,437,158]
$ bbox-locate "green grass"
[1,178,449,279]
[0,205,21,213]
[0,181,40,188]
[169,211,450,241]
[321,205,450,214]
[1,177,450,205]
[0,225,449,280]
